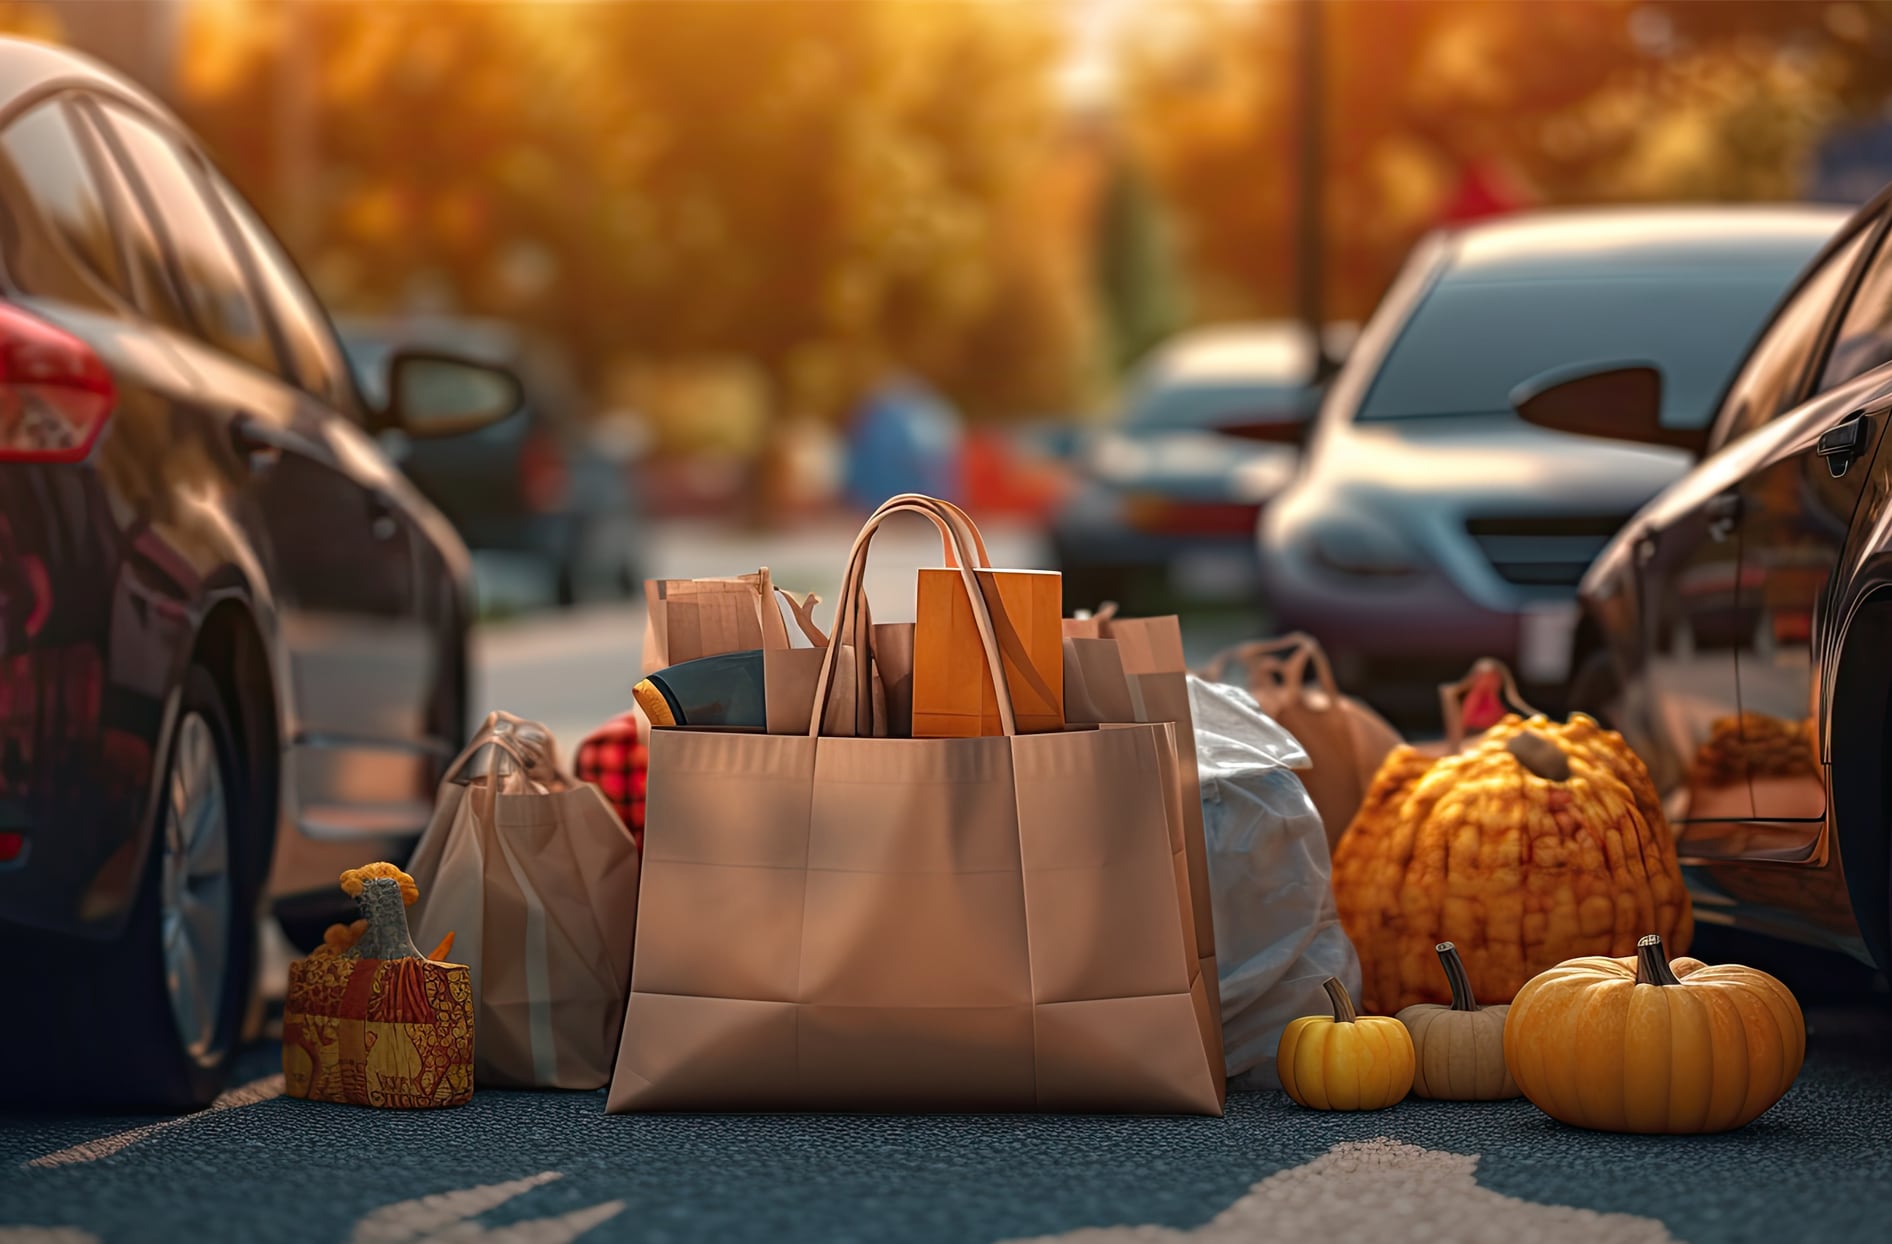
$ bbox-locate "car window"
[1710,226,1871,450]
[1818,219,1892,391]
[1358,270,1816,428]
[64,102,193,332]
[0,98,126,301]
[93,102,280,376]
[208,173,354,410]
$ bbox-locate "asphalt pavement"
[2,1001,1888,1244]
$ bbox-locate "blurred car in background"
[1257,207,1846,721]
[1524,184,1892,984]
[0,40,517,1107]
[1051,321,1353,611]
[341,316,643,606]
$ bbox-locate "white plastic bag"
[1188,675,1363,1090]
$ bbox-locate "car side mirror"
[382,350,524,438]
[1215,410,1314,446]
[1510,361,1702,454]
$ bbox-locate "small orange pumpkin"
[1504,934,1804,1133]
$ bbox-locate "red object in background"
[961,429,1072,522]
[0,832,23,863]
[0,301,116,464]
[1439,162,1529,227]
[574,710,647,849]
[518,429,571,514]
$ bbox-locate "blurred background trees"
[15,0,1892,434]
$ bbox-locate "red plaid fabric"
[573,710,647,850]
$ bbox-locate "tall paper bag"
[912,567,1064,737]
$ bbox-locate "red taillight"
[0,303,115,464]
[519,430,570,513]
[0,832,24,863]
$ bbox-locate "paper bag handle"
[1203,633,1341,701]
[1440,658,1539,752]
[443,711,568,790]
[878,493,993,568]
[812,496,1022,737]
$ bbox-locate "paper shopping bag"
[1202,634,1403,849]
[609,496,1223,1114]
[407,712,640,1089]
[1061,607,1224,1079]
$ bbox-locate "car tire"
[0,666,263,1111]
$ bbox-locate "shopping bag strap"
[813,496,1037,737]
[777,589,829,647]
[1203,633,1340,700]
[1440,658,1539,752]
[878,493,993,568]
[444,711,567,790]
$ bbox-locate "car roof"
[1441,206,1854,282]
[0,37,171,118]
[1137,321,1355,389]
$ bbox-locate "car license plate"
[1519,601,1580,684]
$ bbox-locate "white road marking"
[350,1171,625,1244]
[1007,1138,1679,1243]
[23,1075,285,1170]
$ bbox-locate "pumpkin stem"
[1321,976,1358,1024]
[1506,730,1571,782]
[1635,933,1682,987]
[1435,942,1479,1011]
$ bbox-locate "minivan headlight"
[1307,517,1422,577]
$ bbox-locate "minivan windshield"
[1357,270,1810,428]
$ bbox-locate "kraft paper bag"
[1061,609,1224,1075]
[609,496,1223,1114]
[407,712,641,1090]
[1203,634,1403,849]
[642,568,829,676]
[912,568,1064,737]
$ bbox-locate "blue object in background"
[843,374,965,509]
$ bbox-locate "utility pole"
[275,0,318,259]
[1295,0,1334,383]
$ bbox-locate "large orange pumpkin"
[1333,713,1692,1015]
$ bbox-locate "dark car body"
[341,316,642,605]
[1051,322,1347,610]
[0,40,510,1106]
[1557,186,1892,977]
[1257,209,1844,720]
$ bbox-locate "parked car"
[0,40,519,1108]
[1257,208,1846,721]
[1525,183,1892,981]
[1051,322,1351,611]
[339,315,642,606]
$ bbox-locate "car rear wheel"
[0,666,263,1111]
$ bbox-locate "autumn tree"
[1120,0,1892,325]
[175,0,1097,429]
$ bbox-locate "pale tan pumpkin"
[1396,942,1519,1101]
[1503,934,1805,1133]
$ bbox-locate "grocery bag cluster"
[282,494,1804,1132]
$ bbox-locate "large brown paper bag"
[1062,609,1224,1079]
[407,712,640,1089]
[1202,634,1403,848]
[609,496,1223,1114]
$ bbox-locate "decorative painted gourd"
[1277,977,1415,1111]
[1333,714,1692,1014]
[1395,942,1519,1101]
[1503,934,1804,1133]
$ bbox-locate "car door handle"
[229,414,281,467]
[367,491,399,542]
[1818,413,1871,478]
[1706,492,1742,542]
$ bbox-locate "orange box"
[911,567,1064,737]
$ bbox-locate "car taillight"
[0,303,115,464]
[520,429,570,513]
